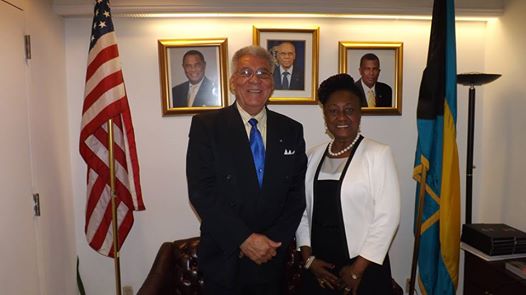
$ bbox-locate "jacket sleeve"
[264,124,307,244]
[359,145,401,264]
[295,204,311,248]
[186,115,252,255]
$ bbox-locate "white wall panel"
[53,0,505,17]
[481,0,526,230]
[25,0,77,294]
[65,15,487,294]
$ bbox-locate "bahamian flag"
[413,0,460,294]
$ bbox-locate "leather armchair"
[138,237,402,295]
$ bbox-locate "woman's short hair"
[318,73,361,105]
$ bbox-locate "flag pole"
[409,160,428,295]
[108,119,122,295]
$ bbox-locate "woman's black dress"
[301,141,393,295]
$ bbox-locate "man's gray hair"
[231,45,274,75]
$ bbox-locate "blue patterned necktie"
[249,118,265,188]
[282,72,290,89]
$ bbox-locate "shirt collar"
[190,77,204,87]
[361,79,375,92]
[280,65,294,75]
[237,103,267,124]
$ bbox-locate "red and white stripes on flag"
[79,0,144,257]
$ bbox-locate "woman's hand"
[309,258,340,290]
[339,257,370,295]
[339,265,361,295]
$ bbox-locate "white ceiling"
[53,0,506,17]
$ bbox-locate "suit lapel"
[273,67,282,89]
[179,82,190,106]
[262,110,282,192]
[356,81,367,106]
[225,104,261,192]
[193,78,206,106]
[291,70,300,87]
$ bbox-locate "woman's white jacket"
[295,137,400,265]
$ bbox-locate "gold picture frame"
[158,38,228,115]
[339,41,403,115]
[253,27,319,104]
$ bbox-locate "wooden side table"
[464,252,526,294]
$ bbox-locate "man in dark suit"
[186,45,307,295]
[354,53,392,107]
[172,50,219,107]
[272,41,305,90]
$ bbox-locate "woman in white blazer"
[296,74,400,294]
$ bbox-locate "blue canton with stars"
[89,0,115,50]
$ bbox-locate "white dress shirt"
[237,105,267,147]
[187,78,204,107]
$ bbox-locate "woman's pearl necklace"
[327,133,361,157]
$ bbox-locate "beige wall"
[480,0,526,230]
[65,16,488,294]
[5,1,525,294]
[25,0,77,294]
[0,0,78,294]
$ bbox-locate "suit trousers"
[204,277,284,295]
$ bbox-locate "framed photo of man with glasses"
[158,38,229,115]
[253,27,319,104]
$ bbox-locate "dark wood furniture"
[464,252,526,295]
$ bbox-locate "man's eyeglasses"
[278,52,294,57]
[236,68,272,80]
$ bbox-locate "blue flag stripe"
[413,0,461,294]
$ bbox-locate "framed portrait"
[253,27,319,104]
[339,41,403,115]
[158,38,228,115]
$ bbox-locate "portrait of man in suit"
[270,41,305,90]
[355,53,393,107]
[172,49,219,108]
[186,45,307,294]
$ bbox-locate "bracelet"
[304,256,316,269]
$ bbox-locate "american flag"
[79,0,144,257]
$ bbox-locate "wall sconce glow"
[119,12,496,22]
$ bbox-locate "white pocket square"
[284,149,295,155]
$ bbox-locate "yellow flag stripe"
[421,211,439,233]
[440,102,461,287]
[413,162,440,207]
